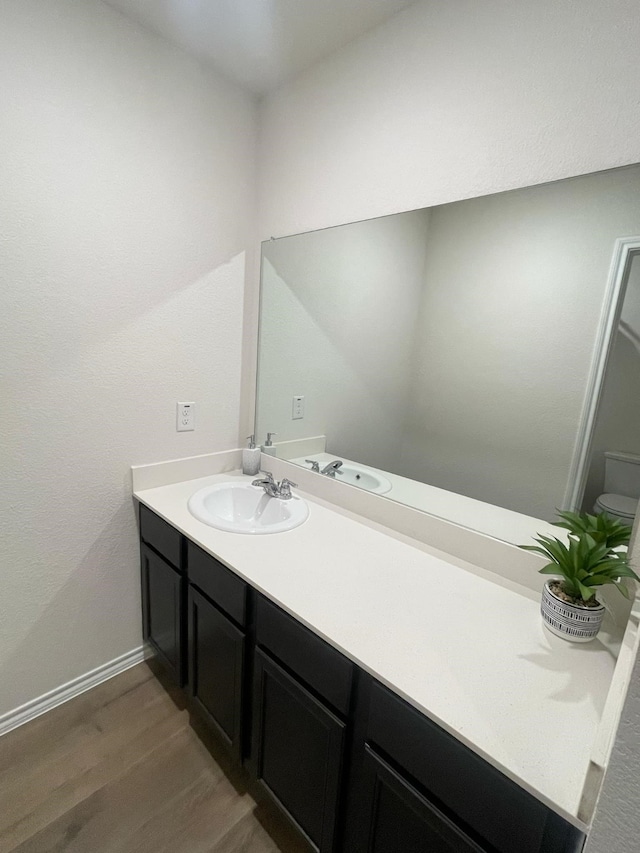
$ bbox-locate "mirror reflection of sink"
[292,457,392,495]
[337,464,392,494]
[188,483,309,534]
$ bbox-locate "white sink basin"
[337,464,392,494]
[188,483,309,534]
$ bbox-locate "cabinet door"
[188,586,245,758]
[141,544,185,686]
[252,648,345,853]
[356,746,486,853]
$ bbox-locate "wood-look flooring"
[0,662,311,853]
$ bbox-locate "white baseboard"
[0,644,152,738]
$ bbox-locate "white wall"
[398,169,640,519]
[259,0,640,241]
[0,0,256,718]
[257,211,429,470]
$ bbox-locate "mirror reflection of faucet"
[305,458,344,476]
[322,459,344,477]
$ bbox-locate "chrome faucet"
[251,471,298,500]
[321,460,344,477]
[305,459,320,472]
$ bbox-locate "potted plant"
[520,511,638,642]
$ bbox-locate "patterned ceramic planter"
[540,580,605,643]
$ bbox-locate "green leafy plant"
[552,509,632,549]
[520,511,638,603]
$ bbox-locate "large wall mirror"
[255,164,640,543]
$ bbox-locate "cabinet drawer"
[187,541,247,627]
[367,681,581,853]
[256,596,353,716]
[139,504,182,570]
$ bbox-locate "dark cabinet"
[347,679,585,853]
[188,586,245,758]
[355,746,485,853]
[252,648,346,852]
[140,543,185,686]
[137,505,584,853]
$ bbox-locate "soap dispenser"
[242,435,261,476]
[262,432,277,457]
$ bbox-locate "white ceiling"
[102,0,417,95]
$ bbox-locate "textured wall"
[0,0,256,717]
[585,518,640,853]
[587,654,640,851]
[259,0,640,240]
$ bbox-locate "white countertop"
[134,469,624,831]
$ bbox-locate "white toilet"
[594,451,640,524]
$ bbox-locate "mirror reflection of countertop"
[133,467,632,832]
[287,450,560,546]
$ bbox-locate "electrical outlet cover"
[292,395,304,420]
[177,402,195,431]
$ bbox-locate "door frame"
[565,236,640,511]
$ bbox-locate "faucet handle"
[305,459,320,473]
[278,478,297,499]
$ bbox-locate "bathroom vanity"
[133,460,635,853]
